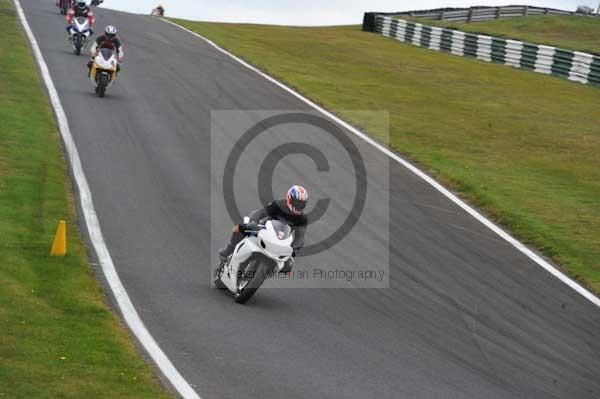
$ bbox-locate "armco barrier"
[363,5,597,28]
[373,16,600,87]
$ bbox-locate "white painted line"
[162,18,600,308]
[12,1,202,397]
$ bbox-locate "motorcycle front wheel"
[73,36,82,55]
[96,73,109,97]
[234,258,272,304]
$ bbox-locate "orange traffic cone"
[50,220,67,256]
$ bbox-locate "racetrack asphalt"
[19,1,600,398]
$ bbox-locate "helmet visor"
[289,197,307,214]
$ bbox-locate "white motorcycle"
[89,48,119,97]
[214,218,294,304]
[68,17,92,56]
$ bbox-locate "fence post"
[361,12,377,32]
[496,7,501,19]
[439,10,445,20]
[467,8,474,22]
[544,8,549,15]
[524,6,529,16]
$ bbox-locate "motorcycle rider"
[153,4,165,16]
[66,0,95,36]
[87,25,124,76]
[218,186,309,272]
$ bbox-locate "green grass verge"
[169,19,600,294]
[0,1,173,397]
[403,15,600,54]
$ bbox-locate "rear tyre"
[234,258,272,304]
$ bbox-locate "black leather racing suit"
[220,199,308,270]
[87,35,124,73]
[72,4,91,17]
[90,35,123,56]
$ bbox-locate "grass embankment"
[170,19,600,293]
[0,1,173,397]
[403,14,600,54]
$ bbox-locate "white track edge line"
[13,2,202,397]
[161,18,600,308]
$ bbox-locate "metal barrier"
[363,5,597,29]
[371,16,600,87]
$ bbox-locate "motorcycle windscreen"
[269,220,292,240]
[100,48,115,61]
[75,17,87,25]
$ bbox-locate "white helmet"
[105,25,117,38]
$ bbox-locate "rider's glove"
[236,224,248,234]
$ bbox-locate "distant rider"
[87,25,124,75]
[152,4,165,16]
[66,0,95,36]
[218,186,309,272]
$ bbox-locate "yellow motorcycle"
[90,48,119,97]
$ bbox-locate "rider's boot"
[214,245,233,284]
[217,231,242,270]
[218,244,234,267]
